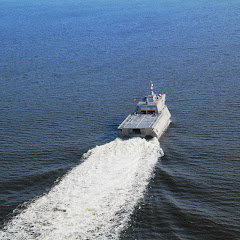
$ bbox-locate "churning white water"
[1,137,163,240]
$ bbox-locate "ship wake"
[1,137,163,240]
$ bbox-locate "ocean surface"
[0,0,240,239]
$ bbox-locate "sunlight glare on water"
[0,137,163,240]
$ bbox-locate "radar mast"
[150,81,155,96]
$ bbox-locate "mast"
[150,81,154,96]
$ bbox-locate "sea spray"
[1,137,163,239]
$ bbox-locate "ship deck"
[119,114,158,129]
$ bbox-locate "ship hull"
[118,107,171,139]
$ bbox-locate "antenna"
[150,81,154,95]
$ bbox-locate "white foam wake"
[1,137,163,240]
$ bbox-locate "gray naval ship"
[118,82,171,139]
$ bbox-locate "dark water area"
[0,0,240,239]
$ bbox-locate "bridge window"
[140,110,155,114]
[148,110,155,114]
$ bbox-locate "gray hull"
[118,107,171,139]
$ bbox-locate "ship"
[118,82,171,139]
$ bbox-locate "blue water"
[1,0,240,239]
